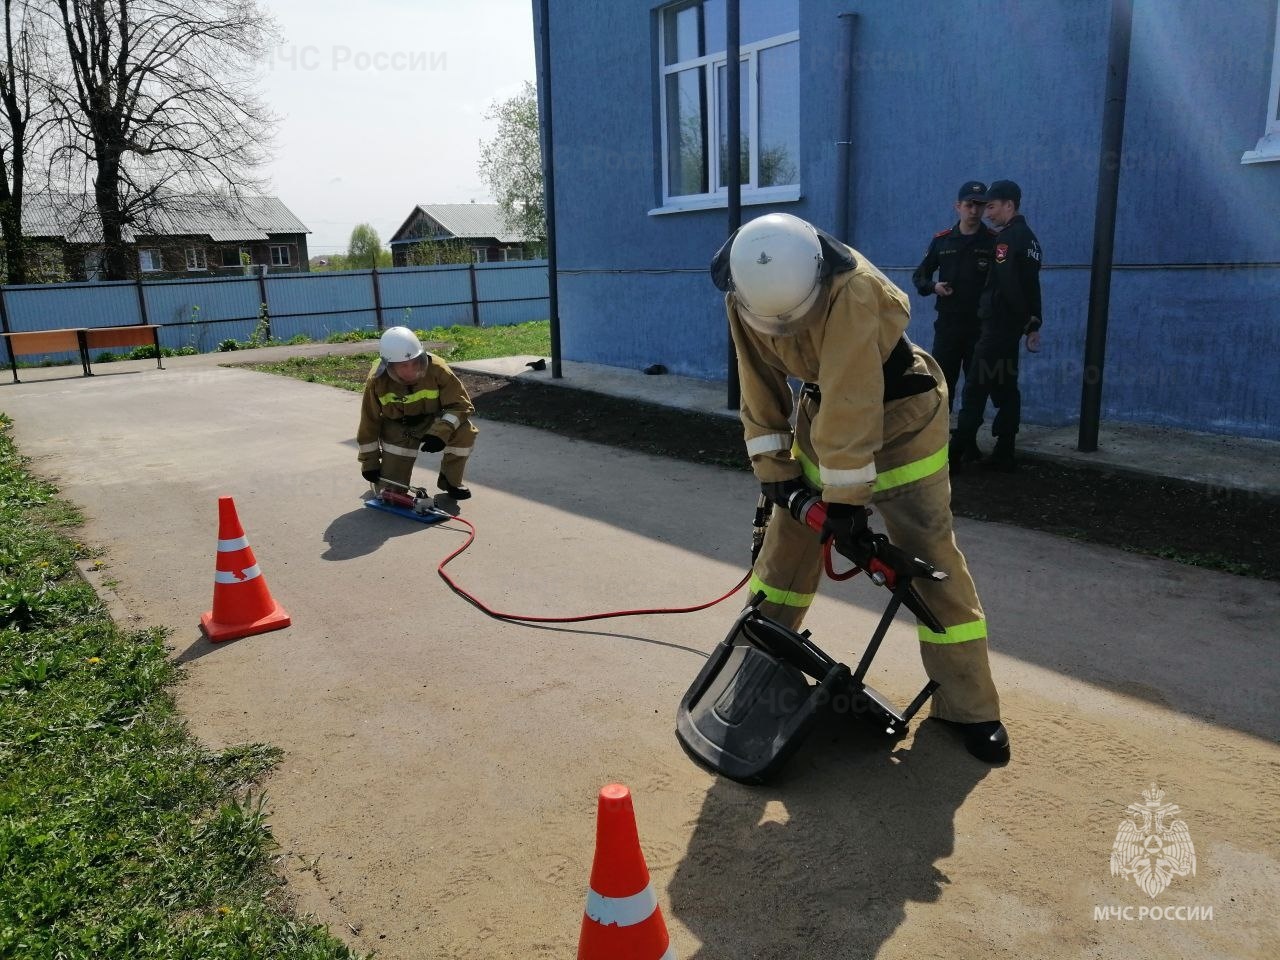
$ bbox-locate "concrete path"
[2,355,1277,959]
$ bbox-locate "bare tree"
[48,0,278,279]
[0,0,53,284]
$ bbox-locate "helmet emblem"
[756,251,772,265]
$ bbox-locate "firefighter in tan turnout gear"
[711,213,1009,763]
[356,326,477,500]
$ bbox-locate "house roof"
[390,203,525,245]
[21,194,310,244]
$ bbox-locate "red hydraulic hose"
[435,514,752,624]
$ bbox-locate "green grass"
[246,321,551,390]
[0,413,362,959]
[409,320,549,362]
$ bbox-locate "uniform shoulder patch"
[933,227,951,238]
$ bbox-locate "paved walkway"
[1,344,1276,959]
[12,342,1276,498]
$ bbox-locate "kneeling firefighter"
[356,326,477,500]
[711,213,1009,763]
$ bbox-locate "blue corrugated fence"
[0,261,550,365]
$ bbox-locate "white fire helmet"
[379,326,424,363]
[729,213,825,336]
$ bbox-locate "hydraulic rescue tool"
[676,488,948,784]
[362,478,452,525]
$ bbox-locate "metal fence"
[0,260,549,363]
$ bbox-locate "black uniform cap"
[958,181,987,201]
[986,180,1022,203]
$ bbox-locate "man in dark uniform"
[912,181,996,445]
[952,179,1042,471]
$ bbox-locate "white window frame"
[138,248,162,272]
[471,246,488,263]
[270,244,291,266]
[185,247,207,271]
[653,3,800,215]
[503,246,523,261]
[1242,2,1280,163]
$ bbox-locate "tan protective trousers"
[749,356,1001,723]
[376,418,478,491]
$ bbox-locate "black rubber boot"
[983,435,1016,472]
[934,718,1010,764]
[437,475,472,500]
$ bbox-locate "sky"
[256,0,537,257]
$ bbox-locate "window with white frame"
[185,247,207,271]
[270,244,290,266]
[471,247,488,263]
[1243,2,1280,162]
[503,246,523,261]
[657,0,799,210]
[138,248,162,272]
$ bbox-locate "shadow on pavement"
[669,718,987,959]
[320,505,446,561]
[466,411,1280,745]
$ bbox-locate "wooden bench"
[2,324,162,383]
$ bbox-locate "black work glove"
[820,502,874,563]
[760,477,807,510]
[419,435,446,453]
[361,467,380,484]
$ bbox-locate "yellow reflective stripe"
[793,445,822,488]
[748,573,814,608]
[378,388,440,405]
[918,618,987,644]
[873,444,949,492]
[796,443,948,495]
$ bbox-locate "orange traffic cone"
[199,496,291,643]
[578,783,676,960]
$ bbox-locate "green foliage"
[477,80,544,242]
[346,224,383,270]
[323,329,381,344]
[404,238,472,266]
[246,303,271,348]
[0,415,362,958]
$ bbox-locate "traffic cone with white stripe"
[578,783,676,960]
[199,496,291,642]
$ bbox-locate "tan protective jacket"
[356,353,474,468]
[728,252,911,507]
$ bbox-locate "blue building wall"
[538,0,1280,439]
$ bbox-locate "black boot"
[983,435,1016,472]
[948,431,983,474]
[934,718,1010,764]
[437,474,472,500]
